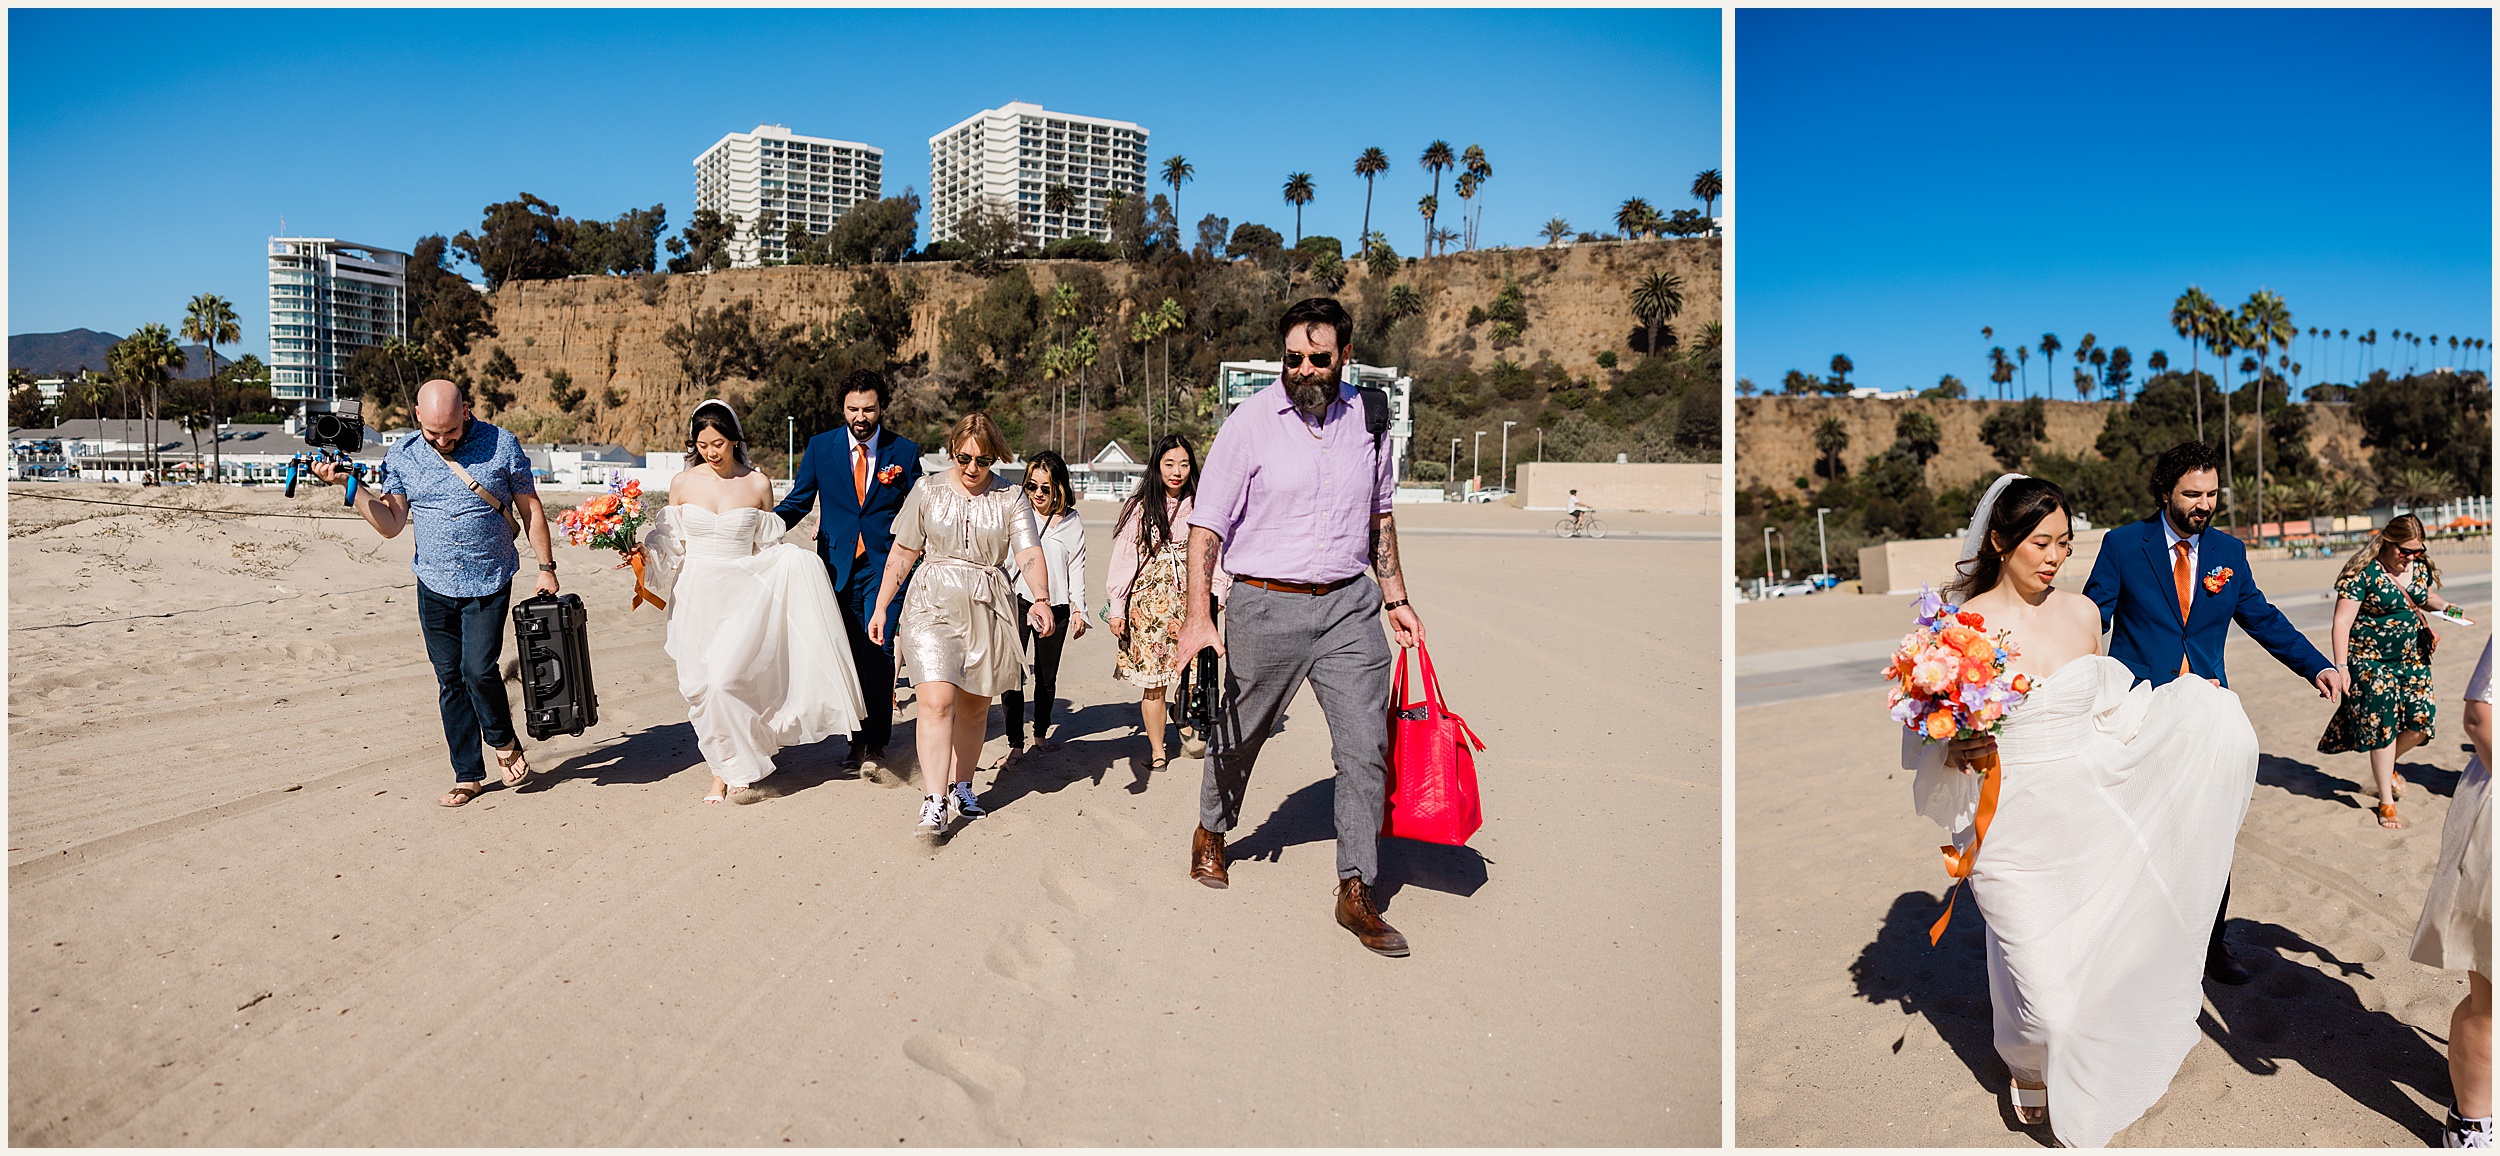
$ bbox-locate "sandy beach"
[1736,544,2493,1146]
[8,482,1718,1145]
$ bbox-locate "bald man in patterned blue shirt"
[317,379,558,807]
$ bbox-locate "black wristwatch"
[1383,598,1410,612]
[538,562,558,573]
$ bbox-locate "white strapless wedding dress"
[1906,654,2259,1148]
[640,505,866,788]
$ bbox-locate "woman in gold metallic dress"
[869,412,1055,845]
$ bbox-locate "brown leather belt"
[1236,575,1361,596]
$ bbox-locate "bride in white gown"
[638,401,866,803]
[1906,474,2259,1148]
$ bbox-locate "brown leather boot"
[1190,826,1229,888]
[1335,877,1410,956]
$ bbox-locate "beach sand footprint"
[1090,810,1149,842]
[983,921,1075,991]
[1040,864,1115,915]
[902,1032,1027,1140]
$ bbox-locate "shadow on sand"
[1223,777,1490,910]
[2197,920,2453,1144]
[2260,752,2459,805]
[1850,893,2455,1146]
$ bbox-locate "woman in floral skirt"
[1106,434,1227,771]
[2319,514,2461,829]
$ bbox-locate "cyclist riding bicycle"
[1566,489,1591,528]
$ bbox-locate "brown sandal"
[494,746,533,788]
[2378,803,2405,829]
[439,783,484,808]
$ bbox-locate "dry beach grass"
[8,483,1717,1145]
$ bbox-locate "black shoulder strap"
[1358,385,1389,453]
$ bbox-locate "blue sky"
[8,7,1721,360]
[1736,8,2491,395]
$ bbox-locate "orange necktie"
[2174,540,2194,674]
[852,443,870,558]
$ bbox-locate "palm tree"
[1453,171,1480,251]
[1417,194,1439,257]
[1043,183,1077,243]
[2038,332,2062,403]
[1461,145,1491,249]
[1615,196,1655,241]
[1989,347,2014,399]
[2016,344,2029,396]
[2338,327,2350,382]
[1353,147,1390,254]
[1419,140,1454,254]
[110,324,185,477]
[1630,270,1684,361]
[2170,286,2219,439]
[1281,172,1315,245]
[1812,416,1849,478]
[2239,289,2293,526]
[1540,217,1573,247]
[1160,155,1193,239]
[182,292,240,484]
[2383,466,2459,511]
[1431,226,1460,256]
[2327,476,2369,524]
[1691,168,1723,220]
[2148,349,2170,379]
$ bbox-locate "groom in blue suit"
[776,369,923,778]
[2082,439,2346,985]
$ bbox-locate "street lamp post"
[1472,430,1485,491]
[1536,426,1544,465]
[1448,438,1460,496]
[1762,525,1778,584]
[786,417,795,481]
[1816,507,1831,584]
[1500,420,1517,493]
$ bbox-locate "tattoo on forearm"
[1371,517,1402,580]
[1190,528,1218,616]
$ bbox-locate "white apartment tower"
[927,102,1149,249]
[266,238,409,405]
[694,125,883,268]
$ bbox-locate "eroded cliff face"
[1734,395,2375,494]
[456,238,1718,453]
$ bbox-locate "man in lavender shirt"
[1172,297,1426,957]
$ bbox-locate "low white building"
[1216,360,1414,480]
[8,419,386,484]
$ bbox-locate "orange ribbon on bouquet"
[626,548,666,611]
[1928,745,2003,946]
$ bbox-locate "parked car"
[1465,487,1513,504]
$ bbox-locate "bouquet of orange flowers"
[558,472,664,609]
[1884,585,2029,943]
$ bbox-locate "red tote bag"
[1380,641,1487,846]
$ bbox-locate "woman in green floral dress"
[2319,514,2461,829]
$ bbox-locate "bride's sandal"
[2010,1081,2049,1126]
[2378,802,2405,829]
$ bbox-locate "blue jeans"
[416,580,517,784]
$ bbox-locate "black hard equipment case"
[511,592,598,740]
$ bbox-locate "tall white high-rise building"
[266,238,408,405]
[927,102,1149,249]
[694,125,884,268]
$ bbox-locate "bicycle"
[1554,514,1608,539]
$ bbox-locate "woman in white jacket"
[998,450,1087,762]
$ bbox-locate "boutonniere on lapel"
[876,463,904,486]
[2202,565,2233,595]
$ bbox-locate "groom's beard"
[2165,504,2213,536]
[848,418,878,443]
[1286,373,1336,415]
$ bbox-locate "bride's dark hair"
[684,404,752,467]
[1947,477,2069,601]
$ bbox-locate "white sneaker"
[949,781,986,819]
[916,794,947,842]
[2445,1109,2494,1148]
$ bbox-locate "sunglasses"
[1281,350,1336,370]
[1021,481,1051,493]
[2395,545,2427,558]
[953,453,998,468]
